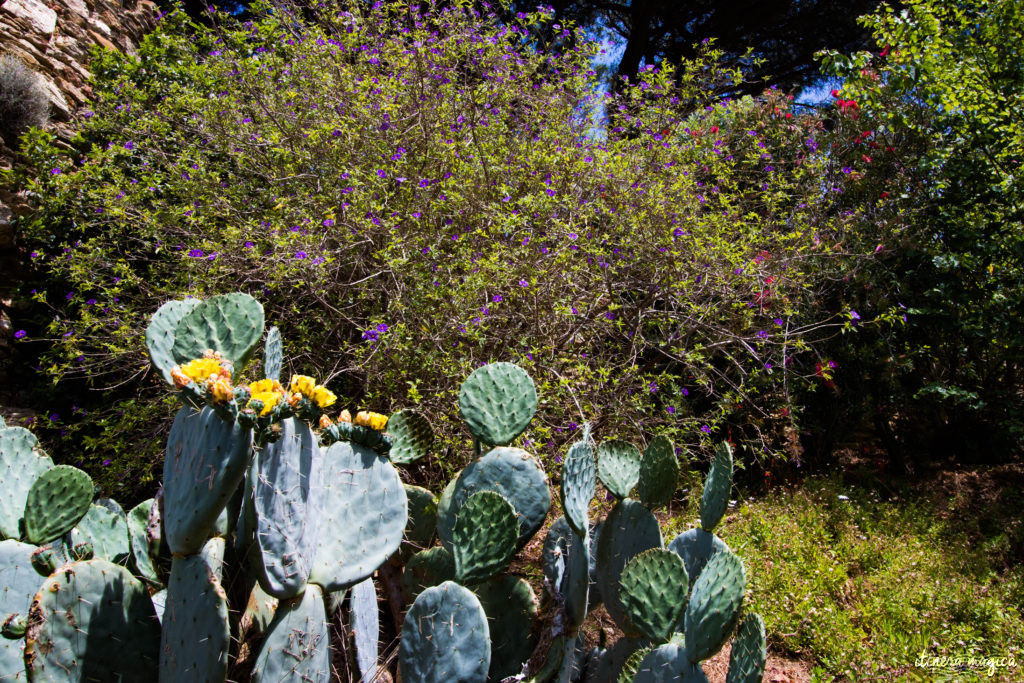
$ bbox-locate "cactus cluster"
[0,293,769,682]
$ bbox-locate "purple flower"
[756,330,769,339]
[568,232,578,241]
[376,323,388,332]
[519,279,528,287]
[492,294,502,303]
[103,459,112,466]
[666,405,675,414]
[14,330,26,339]
[295,251,307,259]
[700,425,712,434]
[681,388,689,396]
[850,310,861,321]
[842,167,852,174]
[207,253,217,261]
[188,249,204,258]
[805,138,818,151]
[124,141,134,150]
[50,168,61,175]
[554,454,563,464]
[774,318,783,326]
[244,241,254,249]
[86,299,97,305]
[649,381,658,393]
[323,219,334,227]
[605,311,615,321]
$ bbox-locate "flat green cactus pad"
[685,550,746,662]
[73,503,130,564]
[145,298,200,385]
[400,581,490,683]
[726,612,767,683]
[542,516,590,629]
[171,292,264,372]
[459,362,537,446]
[595,499,663,636]
[23,465,93,545]
[474,574,538,680]
[561,424,596,536]
[638,435,679,508]
[403,546,455,601]
[633,642,709,682]
[597,439,641,500]
[252,584,330,683]
[25,559,160,681]
[388,409,434,464]
[701,441,733,532]
[453,490,517,585]
[620,548,689,643]
[0,426,52,541]
[0,540,41,681]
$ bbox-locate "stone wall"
[0,0,159,416]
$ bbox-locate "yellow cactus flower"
[170,366,191,389]
[338,409,352,423]
[311,385,337,409]
[250,378,284,395]
[248,391,280,416]
[319,414,334,429]
[355,411,388,432]
[179,357,222,383]
[290,374,317,397]
[209,378,234,403]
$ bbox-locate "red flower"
[830,89,840,98]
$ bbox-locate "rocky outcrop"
[0,0,159,406]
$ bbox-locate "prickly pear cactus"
[632,641,709,683]
[72,503,130,564]
[252,584,330,683]
[595,499,663,636]
[0,540,39,680]
[164,406,252,555]
[403,546,455,600]
[561,424,596,537]
[637,435,679,508]
[402,484,438,559]
[145,298,200,385]
[127,499,160,584]
[542,516,590,628]
[474,574,538,680]
[263,326,283,381]
[400,581,490,683]
[22,465,93,545]
[252,417,321,599]
[684,550,746,662]
[668,527,731,586]
[452,490,517,585]
[170,292,265,373]
[701,441,733,531]
[458,362,537,447]
[597,439,641,500]
[726,613,767,683]
[619,548,689,643]
[160,538,231,682]
[388,409,434,465]
[307,440,407,591]
[437,446,550,551]
[24,559,161,681]
[0,426,53,541]
[350,578,379,683]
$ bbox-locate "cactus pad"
[73,503,130,564]
[0,540,40,681]
[597,440,641,500]
[561,424,596,537]
[252,418,320,599]
[308,441,407,591]
[252,584,330,683]
[684,550,746,662]
[388,409,434,465]
[701,442,733,532]
[24,559,160,681]
[595,499,663,636]
[23,465,93,545]
[458,362,537,446]
[127,499,160,584]
[403,546,455,601]
[619,548,689,643]
[437,446,550,551]
[402,484,438,559]
[668,528,731,586]
[0,427,53,541]
[350,578,379,683]
[726,612,767,683]
[164,406,252,555]
[542,516,591,629]
[145,298,200,385]
[633,642,709,682]
[637,435,679,508]
[453,490,518,585]
[263,325,283,381]
[171,292,265,372]
[159,539,231,682]
[474,574,538,680]
[400,581,490,683]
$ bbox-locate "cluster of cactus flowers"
[0,292,769,682]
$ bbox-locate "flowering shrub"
[12,0,864,495]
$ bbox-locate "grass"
[662,473,1024,681]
